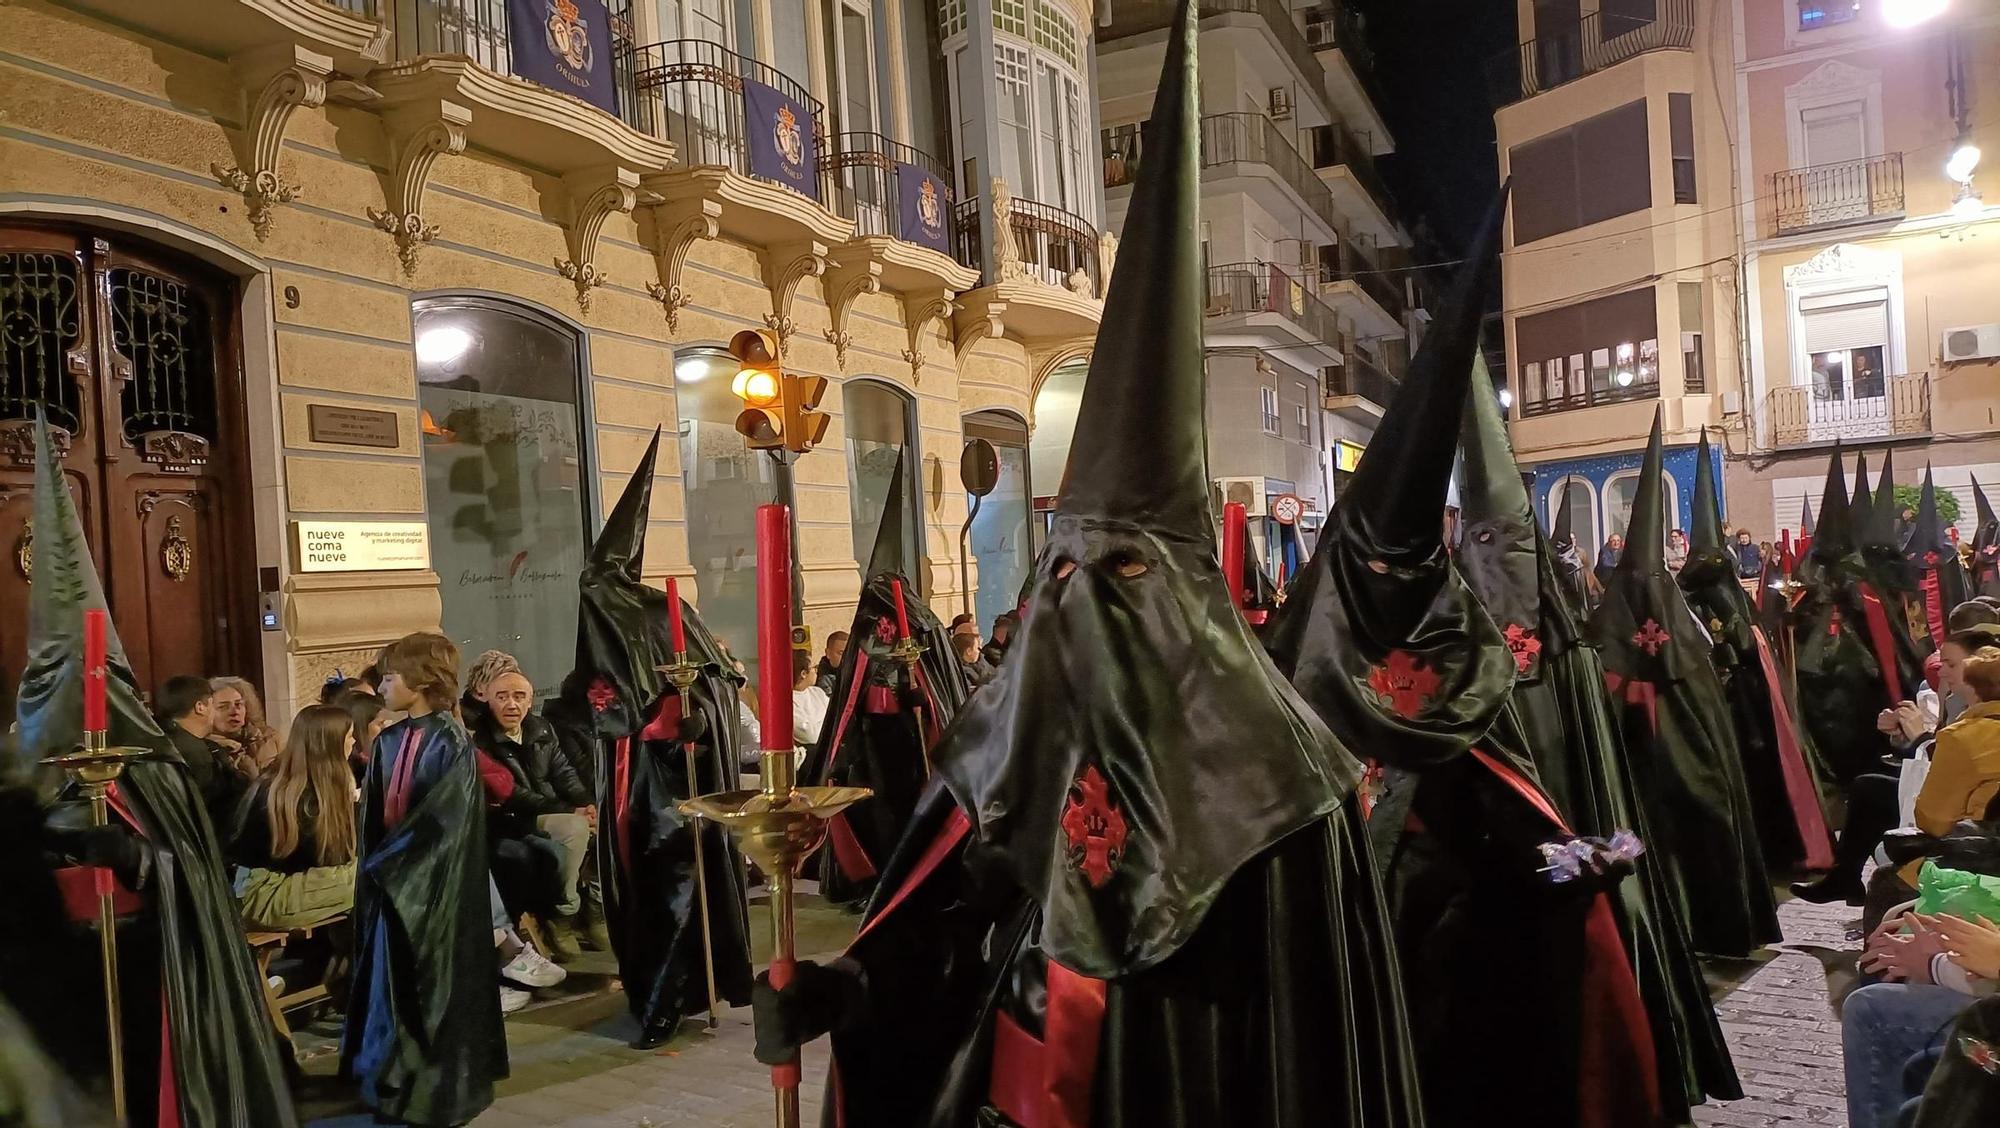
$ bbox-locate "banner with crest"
[506,0,620,114]
[743,78,818,197]
[894,163,951,254]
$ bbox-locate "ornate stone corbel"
[211,46,333,241]
[643,197,721,336]
[759,240,830,351]
[820,258,883,369]
[1097,231,1120,297]
[899,289,958,384]
[365,100,471,275]
[990,178,1023,283]
[554,167,639,313]
[953,299,1005,363]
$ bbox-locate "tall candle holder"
[658,646,722,1030]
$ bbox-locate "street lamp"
[1881,0,1948,29]
[1946,139,1981,184]
[1951,181,1985,220]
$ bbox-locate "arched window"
[1548,475,1599,555]
[675,345,794,660]
[1028,357,1088,541]
[1603,470,1679,545]
[414,296,592,698]
[965,409,1033,630]
[843,379,922,583]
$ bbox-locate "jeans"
[536,812,591,917]
[489,875,509,932]
[1843,982,1972,1128]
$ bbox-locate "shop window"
[675,346,793,663]
[965,410,1033,632]
[415,297,591,699]
[844,379,923,584]
[1604,470,1679,543]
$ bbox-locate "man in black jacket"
[155,675,247,831]
[476,670,599,957]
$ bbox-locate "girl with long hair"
[228,704,359,930]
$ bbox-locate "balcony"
[1325,350,1399,421]
[1490,0,1695,106]
[1304,4,1373,69]
[1758,372,1931,449]
[1308,120,1395,242]
[950,191,1105,343]
[820,132,981,292]
[1099,0,1335,122]
[1205,262,1348,369]
[1317,238,1405,338]
[1771,153,1906,237]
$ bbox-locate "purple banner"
[504,0,620,114]
[895,162,951,254]
[743,78,818,197]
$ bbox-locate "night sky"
[1354,0,1517,260]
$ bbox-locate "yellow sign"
[1333,440,1366,473]
[292,521,431,573]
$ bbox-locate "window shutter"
[1801,292,1888,354]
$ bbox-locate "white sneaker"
[499,984,532,1014]
[501,945,566,988]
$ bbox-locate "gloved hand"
[1537,833,1640,894]
[677,709,709,745]
[752,957,866,1065]
[48,823,149,890]
[897,682,928,712]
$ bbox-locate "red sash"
[1750,626,1836,869]
[988,962,1108,1128]
[1602,671,1659,735]
[1856,584,1905,703]
[383,728,422,830]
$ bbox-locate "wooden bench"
[246,914,347,1040]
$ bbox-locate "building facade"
[1073,0,1423,569]
[1492,0,1999,556]
[0,0,1108,719]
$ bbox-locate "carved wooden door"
[1,225,256,715]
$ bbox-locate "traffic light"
[727,328,832,455]
[730,329,784,450]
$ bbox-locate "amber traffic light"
[785,374,831,453]
[727,329,831,455]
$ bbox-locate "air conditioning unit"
[1942,324,2000,363]
[1214,476,1268,518]
[1267,87,1293,121]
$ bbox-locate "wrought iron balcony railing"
[1759,372,1931,449]
[1772,153,1906,236]
[1104,114,1360,251]
[1309,119,1389,213]
[1205,261,1346,347]
[953,194,1102,293]
[821,131,958,249]
[1100,0,1331,117]
[1318,239,1405,324]
[1489,0,1694,106]
[1327,350,1399,408]
[379,0,637,97]
[1304,3,1373,70]
[625,38,828,205]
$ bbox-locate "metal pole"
[959,493,982,620]
[89,782,126,1127]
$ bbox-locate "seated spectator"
[815,631,848,695]
[227,704,358,930]
[1594,533,1624,586]
[1733,528,1764,579]
[1666,527,1690,573]
[155,675,249,828]
[472,670,595,961]
[209,676,280,773]
[983,612,1017,667]
[461,649,522,731]
[953,623,995,687]
[1845,906,1997,1128]
[792,650,829,749]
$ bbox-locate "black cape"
[801,571,968,907]
[1971,477,2000,599]
[1906,468,1973,649]
[341,711,509,1126]
[1680,432,1834,873]
[823,7,1422,1122]
[12,413,297,1128]
[1589,412,1779,958]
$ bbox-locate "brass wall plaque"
[307,404,401,449]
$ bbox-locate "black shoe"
[633,1018,680,1050]
[1789,875,1865,905]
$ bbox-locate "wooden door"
[0,225,256,715]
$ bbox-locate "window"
[1799,1,1860,30]
[1514,286,1661,415]
[995,45,1034,196]
[992,0,1027,37]
[1508,99,1651,244]
[1260,386,1280,434]
[940,0,967,39]
[1550,476,1600,556]
[1599,0,1657,36]
[1679,281,1705,393]
[772,0,810,91]
[676,347,794,670]
[1604,470,1678,543]
[965,410,1033,633]
[1800,288,1890,404]
[1031,0,1079,68]
[843,380,923,583]
[1802,100,1867,168]
[1295,403,1311,442]
[1668,93,1696,203]
[415,297,591,700]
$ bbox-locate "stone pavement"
[306,886,1864,1128]
[1693,888,1863,1128]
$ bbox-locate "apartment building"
[0,0,1108,716]
[1048,0,1424,570]
[1492,0,1998,555]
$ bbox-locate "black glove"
[897,683,928,712]
[678,709,709,745]
[47,823,149,890]
[752,957,866,1065]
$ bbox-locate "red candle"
[83,608,108,733]
[890,578,911,640]
[666,576,687,655]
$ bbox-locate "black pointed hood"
[1810,444,1854,563]
[1859,448,1916,594]
[1801,496,1816,537]
[933,0,1357,978]
[1851,451,1874,516]
[865,449,912,581]
[1552,479,1577,545]
[1973,476,2000,596]
[1264,191,1516,772]
[1905,466,1971,647]
[1680,427,1755,653]
[1591,410,1701,683]
[1689,429,1725,556]
[1457,355,1545,677]
[14,413,172,789]
[1547,478,1594,615]
[1976,476,1998,531]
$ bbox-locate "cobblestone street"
[302,886,1863,1128]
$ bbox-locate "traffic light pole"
[765,449,806,629]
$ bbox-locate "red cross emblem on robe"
[1367,650,1443,719]
[1060,765,1129,889]
[1631,619,1671,656]
[1502,623,1542,674]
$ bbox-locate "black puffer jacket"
[473,711,591,823]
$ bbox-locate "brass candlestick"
[658,653,722,1029]
[681,750,868,1128]
[44,732,153,1127]
[887,636,930,774]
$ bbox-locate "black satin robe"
[1912,995,2000,1128]
[1793,570,1924,784]
[342,711,508,1127]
